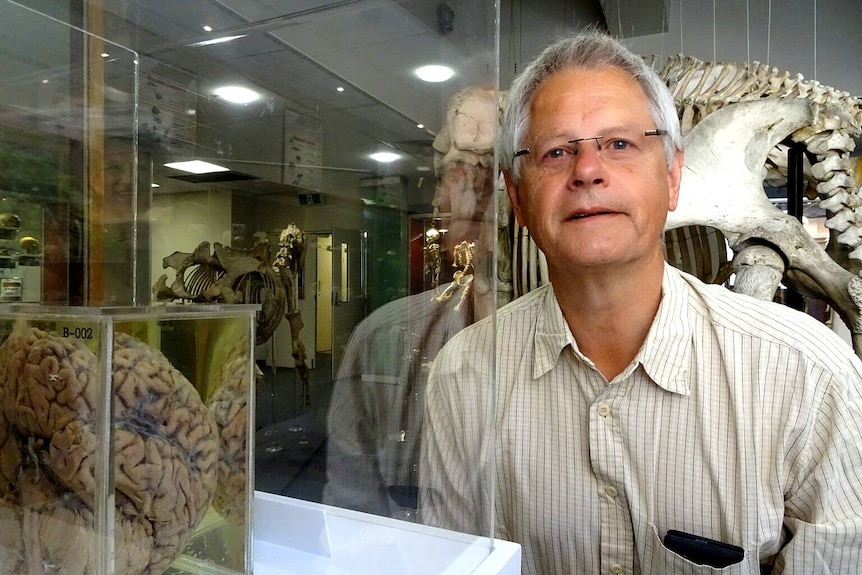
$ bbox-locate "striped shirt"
[420,264,862,574]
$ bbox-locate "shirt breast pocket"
[646,524,755,575]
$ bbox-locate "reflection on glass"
[0,0,501,569]
[340,242,349,303]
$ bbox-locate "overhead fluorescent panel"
[600,0,668,38]
[168,170,259,184]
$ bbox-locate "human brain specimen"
[207,336,251,523]
[0,327,219,574]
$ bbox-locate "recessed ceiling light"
[164,160,229,174]
[203,25,213,32]
[41,79,49,84]
[212,85,260,104]
[190,34,246,47]
[101,52,110,58]
[417,123,424,129]
[151,183,160,188]
[414,65,454,83]
[369,152,400,163]
[336,86,345,92]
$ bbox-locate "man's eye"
[606,138,632,151]
[544,147,571,160]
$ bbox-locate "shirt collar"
[534,283,572,378]
[637,264,692,394]
[531,264,692,395]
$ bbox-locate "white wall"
[505,1,862,97]
[623,0,862,96]
[149,190,233,293]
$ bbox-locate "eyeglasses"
[514,128,667,173]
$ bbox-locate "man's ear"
[666,149,684,212]
[503,169,526,227]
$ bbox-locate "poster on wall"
[138,61,197,156]
[283,112,322,192]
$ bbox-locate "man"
[419,30,862,574]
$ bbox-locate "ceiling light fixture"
[164,160,229,174]
[212,85,260,104]
[414,64,454,82]
[417,123,424,129]
[190,34,246,47]
[336,86,345,92]
[369,152,401,163]
[203,25,213,32]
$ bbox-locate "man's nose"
[569,142,605,186]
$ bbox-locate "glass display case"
[0,0,145,306]
[0,0,514,573]
[0,303,257,575]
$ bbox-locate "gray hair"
[499,30,682,183]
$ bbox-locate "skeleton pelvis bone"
[667,97,862,354]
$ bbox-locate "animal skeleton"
[435,239,476,311]
[658,56,862,354]
[151,240,286,346]
[658,56,862,274]
[272,224,311,405]
[669,97,862,353]
[431,85,505,319]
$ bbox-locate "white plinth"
[253,491,521,575]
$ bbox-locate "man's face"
[504,66,683,277]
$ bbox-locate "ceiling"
[0,0,504,204]
[0,0,859,205]
[126,0,499,203]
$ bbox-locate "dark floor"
[253,353,333,503]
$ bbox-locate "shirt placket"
[590,380,634,575]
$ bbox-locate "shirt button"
[597,403,611,417]
[604,485,618,498]
[609,564,624,575]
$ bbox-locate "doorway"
[315,233,332,357]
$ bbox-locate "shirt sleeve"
[774,357,862,573]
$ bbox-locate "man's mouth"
[570,210,612,220]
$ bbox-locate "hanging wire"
[507,0,519,76]
[712,0,716,62]
[746,0,750,64]
[766,0,772,65]
[659,0,666,65]
[617,0,622,38]
[813,0,817,80]
[679,0,684,54]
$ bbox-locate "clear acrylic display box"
[0,304,257,575]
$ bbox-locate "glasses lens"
[596,129,658,161]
